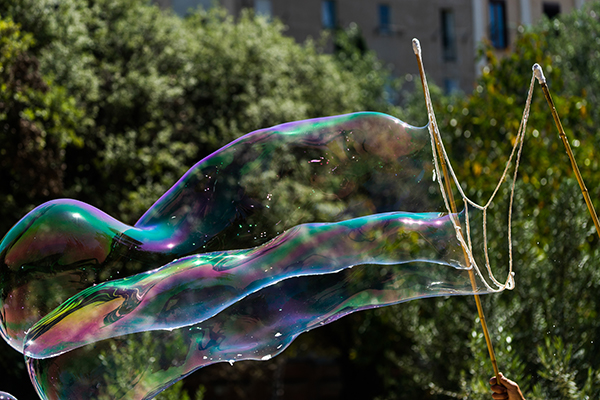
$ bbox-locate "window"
[378,4,391,35]
[322,1,336,29]
[543,2,561,19]
[444,79,460,94]
[171,0,212,16]
[441,9,457,61]
[255,0,272,17]
[489,1,507,49]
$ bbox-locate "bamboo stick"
[412,38,501,379]
[533,64,600,240]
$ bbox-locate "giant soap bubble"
[0,112,511,399]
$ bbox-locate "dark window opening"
[379,4,391,35]
[322,1,337,29]
[441,9,457,61]
[489,1,508,49]
[543,2,561,19]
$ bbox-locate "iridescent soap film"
[0,112,504,399]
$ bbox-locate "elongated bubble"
[27,254,490,400]
[0,112,436,351]
[0,113,430,348]
[24,211,467,358]
[0,112,508,399]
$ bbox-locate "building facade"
[157,0,590,92]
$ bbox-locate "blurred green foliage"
[2,0,600,399]
[0,0,397,233]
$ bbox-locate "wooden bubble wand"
[533,64,600,240]
[412,38,501,379]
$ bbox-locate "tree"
[0,14,85,399]
[0,15,83,234]
[4,0,600,398]
[0,1,398,398]
[386,4,600,399]
[1,0,398,226]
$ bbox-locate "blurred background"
[1,0,600,399]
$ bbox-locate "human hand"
[489,372,526,400]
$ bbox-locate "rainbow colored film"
[0,112,499,399]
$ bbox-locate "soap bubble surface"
[0,112,505,399]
